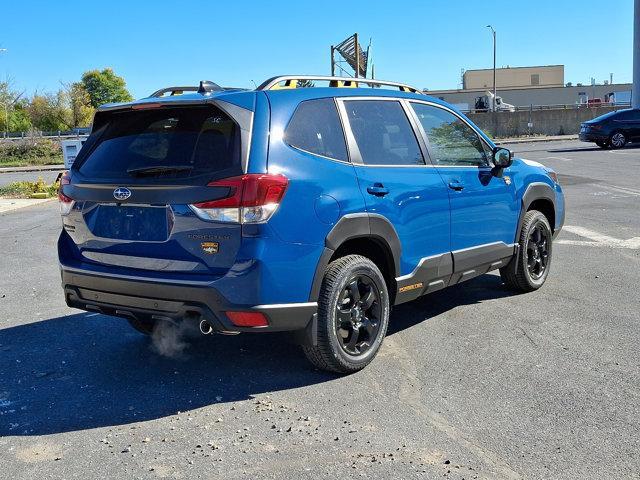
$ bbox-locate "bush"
[0,138,63,167]
[0,176,60,198]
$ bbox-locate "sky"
[0,0,634,98]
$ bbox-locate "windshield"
[74,105,241,184]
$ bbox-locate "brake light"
[58,171,74,216]
[225,311,269,327]
[131,103,164,110]
[589,124,602,130]
[189,174,289,224]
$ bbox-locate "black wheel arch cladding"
[309,213,401,302]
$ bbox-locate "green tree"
[0,79,29,134]
[296,79,315,88]
[62,81,94,128]
[81,68,133,108]
[8,103,32,132]
[28,92,70,132]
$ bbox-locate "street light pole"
[633,0,640,109]
[0,49,7,137]
[487,25,497,110]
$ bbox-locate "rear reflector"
[225,311,269,327]
[190,174,288,224]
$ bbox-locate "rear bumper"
[61,266,317,333]
[579,132,608,142]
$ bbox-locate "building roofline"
[463,64,565,74]
[426,83,632,95]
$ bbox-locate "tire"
[126,317,155,335]
[500,210,553,292]
[302,255,390,374]
[609,131,626,149]
[595,140,609,149]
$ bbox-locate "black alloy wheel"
[526,223,550,280]
[500,209,553,292]
[335,275,382,356]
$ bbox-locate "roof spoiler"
[148,80,223,98]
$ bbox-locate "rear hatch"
[61,103,247,278]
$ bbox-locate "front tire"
[500,210,553,292]
[302,255,390,374]
[609,131,626,149]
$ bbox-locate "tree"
[81,68,133,108]
[0,79,29,134]
[28,92,70,132]
[62,82,94,128]
[296,79,315,88]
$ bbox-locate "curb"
[0,197,56,214]
[496,135,579,145]
[0,165,65,174]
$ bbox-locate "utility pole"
[487,25,497,109]
[0,49,7,137]
[633,0,640,109]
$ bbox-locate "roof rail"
[149,80,223,98]
[256,75,422,94]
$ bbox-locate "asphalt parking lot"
[0,139,638,479]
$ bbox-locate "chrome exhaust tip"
[199,319,214,335]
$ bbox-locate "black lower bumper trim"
[62,268,316,333]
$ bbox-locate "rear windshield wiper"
[127,165,193,177]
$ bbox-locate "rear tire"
[609,131,626,149]
[302,255,389,374]
[500,210,553,292]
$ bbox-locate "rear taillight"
[189,174,289,224]
[589,124,602,130]
[58,170,74,216]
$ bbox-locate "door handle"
[448,181,464,191]
[367,183,389,197]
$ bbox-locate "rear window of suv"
[74,105,241,184]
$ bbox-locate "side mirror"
[493,147,513,169]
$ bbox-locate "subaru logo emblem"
[113,187,131,201]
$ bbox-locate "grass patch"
[0,177,60,199]
[0,139,64,167]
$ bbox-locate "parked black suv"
[579,109,640,149]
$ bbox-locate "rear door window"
[343,100,424,166]
[74,105,241,184]
[285,98,348,161]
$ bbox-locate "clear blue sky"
[1,0,634,98]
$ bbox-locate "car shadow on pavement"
[388,273,516,335]
[0,274,515,437]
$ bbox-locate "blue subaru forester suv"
[58,76,565,373]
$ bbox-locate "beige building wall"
[464,65,565,89]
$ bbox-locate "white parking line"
[543,156,573,162]
[597,184,640,197]
[608,150,640,156]
[559,225,640,249]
